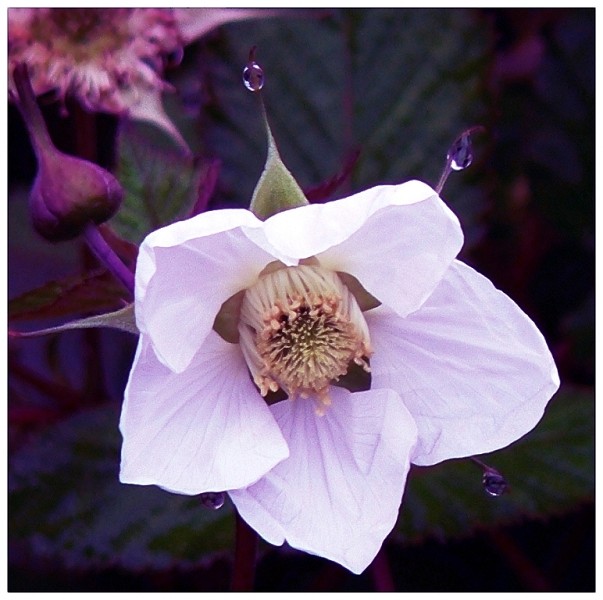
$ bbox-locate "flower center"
[238,264,372,415]
[31,9,131,60]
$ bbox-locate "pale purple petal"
[135,209,275,373]
[367,260,560,465]
[262,180,463,315]
[119,330,289,494]
[174,8,281,44]
[126,87,191,154]
[229,388,417,574]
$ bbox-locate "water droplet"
[448,132,473,171]
[482,470,508,497]
[199,491,225,510]
[165,46,184,68]
[243,62,265,92]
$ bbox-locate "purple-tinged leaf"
[305,149,361,203]
[8,269,127,323]
[10,304,137,337]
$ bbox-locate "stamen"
[238,264,372,415]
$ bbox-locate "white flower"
[120,180,559,573]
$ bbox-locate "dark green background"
[8,8,594,591]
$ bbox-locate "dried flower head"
[8,8,180,112]
[8,8,280,148]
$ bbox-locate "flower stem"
[231,511,258,591]
[435,162,453,195]
[12,63,54,155]
[470,456,489,470]
[370,547,396,591]
[83,223,135,295]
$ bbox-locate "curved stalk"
[83,224,135,296]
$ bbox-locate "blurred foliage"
[492,10,594,238]
[9,405,234,570]
[111,122,205,245]
[171,8,488,231]
[8,385,592,570]
[8,7,594,590]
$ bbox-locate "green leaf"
[10,303,138,337]
[9,405,234,569]
[112,121,205,245]
[396,386,594,542]
[498,10,594,239]
[190,9,488,237]
[8,269,127,322]
[8,385,592,569]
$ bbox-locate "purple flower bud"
[13,63,123,242]
[28,147,123,242]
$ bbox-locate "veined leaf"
[9,405,234,569]
[190,8,488,240]
[8,387,592,570]
[8,269,128,323]
[396,386,594,542]
[112,121,207,244]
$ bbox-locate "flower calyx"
[249,122,309,220]
[244,51,309,220]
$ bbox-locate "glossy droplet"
[164,45,184,68]
[448,133,473,171]
[243,62,265,92]
[482,470,508,497]
[199,491,225,510]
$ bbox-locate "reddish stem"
[370,547,396,592]
[9,358,83,409]
[489,529,552,591]
[231,512,258,591]
[189,159,221,217]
